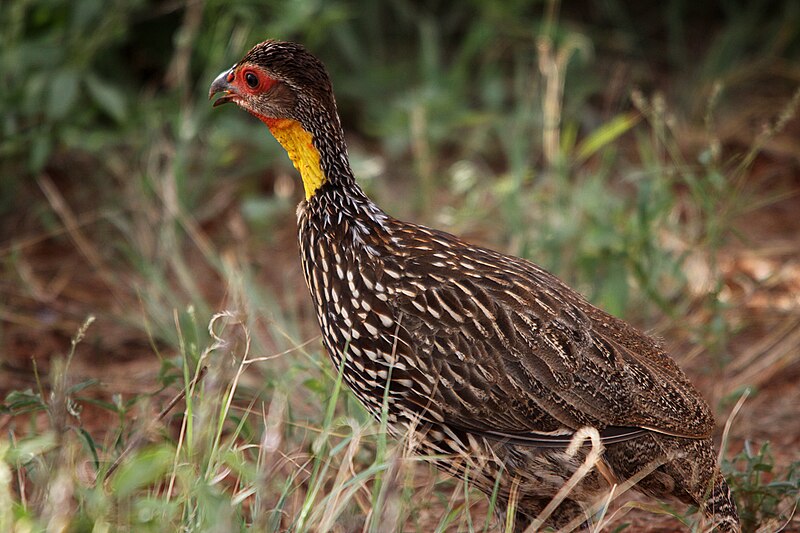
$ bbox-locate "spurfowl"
[209,40,740,532]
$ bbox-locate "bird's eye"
[244,71,259,88]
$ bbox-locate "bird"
[209,40,740,532]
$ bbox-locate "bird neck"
[261,117,355,201]
[262,118,325,199]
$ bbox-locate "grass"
[2,0,800,531]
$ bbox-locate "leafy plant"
[723,442,800,532]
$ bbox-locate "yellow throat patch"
[262,118,325,200]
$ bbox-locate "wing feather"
[385,225,715,443]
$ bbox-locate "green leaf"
[85,73,128,123]
[68,378,100,395]
[303,378,327,395]
[576,112,640,162]
[4,433,57,464]
[80,397,124,413]
[75,427,100,471]
[2,389,45,415]
[29,134,52,172]
[110,446,174,498]
[48,69,80,120]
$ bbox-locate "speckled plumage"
[210,40,740,532]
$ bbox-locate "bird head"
[210,40,349,200]
[209,40,336,131]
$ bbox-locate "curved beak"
[209,67,237,107]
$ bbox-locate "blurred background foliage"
[2,0,798,321]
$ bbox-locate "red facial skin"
[228,65,277,95]
[222,65,287,129]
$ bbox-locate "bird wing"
[384,224,716,442]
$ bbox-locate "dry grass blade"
[523,427,604,532]
[0,208,116,256]
[569,457,667,532]
[718,388,750,466]
[316,419,364,531]
[36,174,125,305]
[725,318,800,393]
